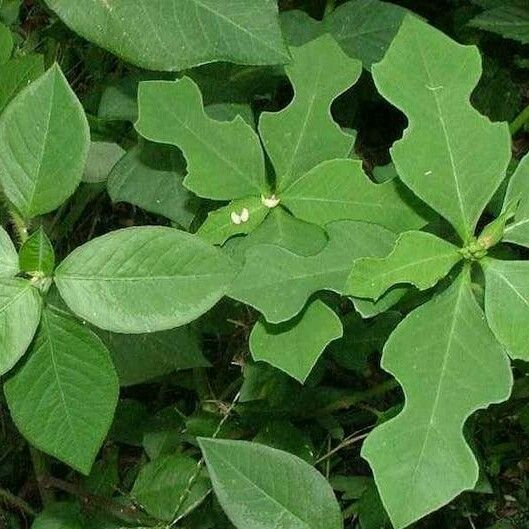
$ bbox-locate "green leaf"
[250,300,342,383]
[469,6,529,44]
[230,220,396,323]
[0,278,41,375]
[347,231,462,300]
[483,258,529,361]
[259,35,361,190]
[280,10,323,46]
[97,326,210,387]
[0,64,90,218]
[132,454,209,521]
[197,196,269,245]
[44,0,289,71]
[362,268,512,528]
[0,226,18,277]
[19,226,55,276]
[4,308,119,474]
[136,77,267,200]
[199,438,343,529]
[107,142,196,228]
[82,141,125,183]
[282,159,430,233]
[0,22,12,64]
[0,54,44,113]
[55,226,237,333]
[328,0,409,69]
[372,16,511,241]
[502,153,529,247]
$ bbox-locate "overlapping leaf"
[502,153,529,247]
[55,227,237,333]
[44,0,290,71]
[469,6,529,44]
[362,269,512,528]
[372,15,511,241]
[0,226,18,277]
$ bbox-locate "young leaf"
[328,0,409,69]
[132,454,209,521]
[0,64,90,218]
[259,35,362,190]
[362,268,512,528]
[136,77,267,200]
[4,308,119,474]
[372,16,511,241]
[502,153,529,247]
[282,159,430,233]
[19,226,55,276]
[44,0,290,71]
[0,226,18,277]
[197,196,269,246]
[107,142,196,228]
[230,220,397,323]
[55,226,238,333]
[483,258,529,360]
[0,279,41,375]
[250,300,343,383]
[469,6,529,44]
[199,438,343,529]
[347,231,462,300]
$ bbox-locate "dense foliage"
[1,1,529,529]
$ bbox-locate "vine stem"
[166,390,241,529]
[510,102,529,136]
[0,487,37,517]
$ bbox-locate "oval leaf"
[0,226,18,277]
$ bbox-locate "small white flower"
[261,195,280,208]
[231,211,242,225]
[240,207,250,223]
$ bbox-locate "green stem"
[324,0,336,17]
[0,487,37,517]
[510,102,529,136]
[9,208,29,245]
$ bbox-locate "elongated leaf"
[250,300,342,382]
[259,35,361,190]
[55,226,237,333]
[0,64,90,218]
[197,196,269,245]
[0,23,12,64]
[199,438,343,529]
[483,258,529,361]
[136,77,267,200]
[0,54,44,113]
[230,220,396,323]
[328,0,409,68]
[282,159,430,233]
[503,153,529,247]
[469,6,529,44]
[44,0,289,71]
[19,226,55,276]
[0,279,41,375]
[0,226,18,277]
[132,454,209,521]
[372,16,511,241]
[107,142,196,228]
[362,268,512,528]
[347,231,462,300]
[4,308,119,474]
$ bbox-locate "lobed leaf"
[362,268,512,528]
[347,231,462,300]
[4,308,119,474]
[372,16,511,241]
[250,300,343,383]
[55,226,238,334]
[136,77,267,200]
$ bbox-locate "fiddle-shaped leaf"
[250,300,343,383]
[0,64,90,219]
[362,268,512,528]
[372,16,511,241]
[55,227,238,334]
[229,220,397,323]
[282,159,431,233]
[136,77,267,200]
[259,35,362,190]
[347,231,462,300]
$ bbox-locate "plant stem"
[510,102,529,136]
[9,208,29,244]
[324,0,336,17]
[30,447,53,507]
[0,487,37,517]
